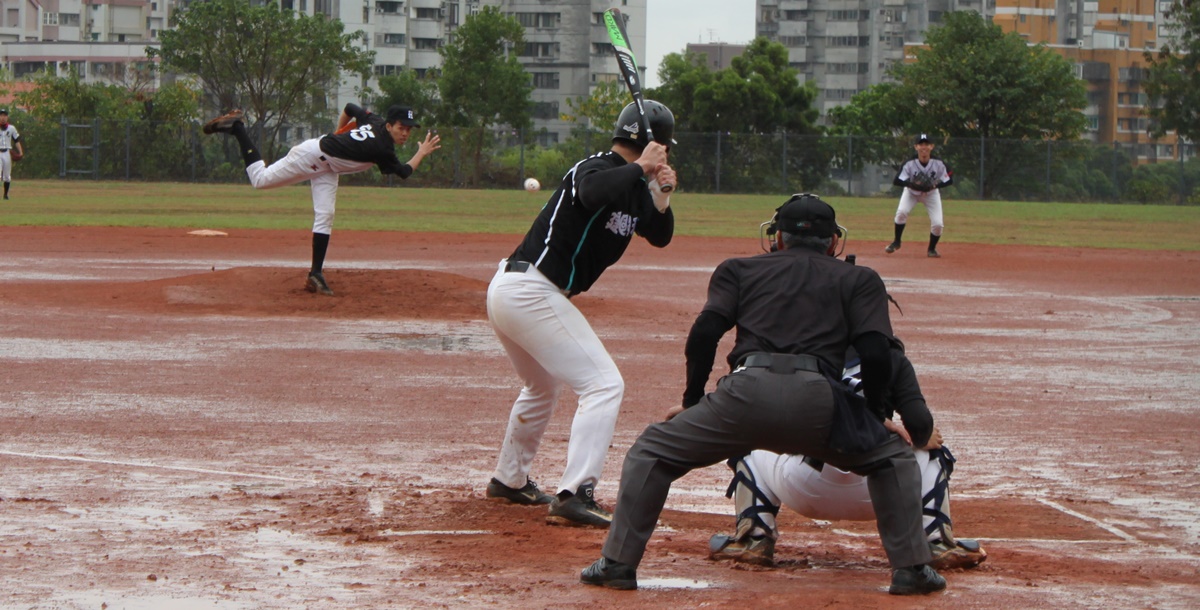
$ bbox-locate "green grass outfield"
[3,179,1198,251]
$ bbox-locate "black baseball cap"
[0,109,8,115]
[915,133,931,144]
[775,193,841,238]
[386,105,420,127]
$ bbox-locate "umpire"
[580,194,946,595]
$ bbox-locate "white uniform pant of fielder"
[894,189,944,236]
[0,150,13,183]
[244,138,373,234]
[486,261,625,496]
[744,448,947,539]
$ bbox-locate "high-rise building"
[756,0,991,118]
[0,0,647,144]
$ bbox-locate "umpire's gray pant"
[601,366,932,569]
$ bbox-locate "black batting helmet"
[612,100,676,149]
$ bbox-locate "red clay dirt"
[1,226,1198,609]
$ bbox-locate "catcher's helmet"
[612,100,676,149]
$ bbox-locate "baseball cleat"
[547,484,611,528]
[889,564,946,595]
[580,557,637,590]
[708,533,776,566]
[203,109,244,134]
[885,242,900,253]
[927,249,940,258]
[928,538,987,570]
[305,270,334,296]
[486,477,553,505]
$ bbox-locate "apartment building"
[755,0,992,117]
[0,0,645,144]
[994,0,1189,160]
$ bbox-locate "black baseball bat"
[603,8,674,193]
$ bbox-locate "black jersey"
[702,247,893,372]
[509,151,673,296]
[318,104,412,177]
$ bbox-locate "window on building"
[532,101,559,120]
[373,65,405,77]
[592,72,619,83]
[782,10,809,20]
[531,72,560,89]
[415,7,439,19]
[535,131,559,147]
[1085,115,1100,131]
[829,10,867,20]
[522,42,559,58]
[779,36,806,46]
[412,38,440,50]
[376,1,403,15]
[592,42,614,56]
[379,32,406,46]
[513,12,560,28]
[592,12,605,25]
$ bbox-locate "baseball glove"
[9,150,21,162]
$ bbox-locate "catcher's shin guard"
[923,447,956,543]
[725,455,779,541]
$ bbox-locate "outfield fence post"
[59,116,67,178]
[1045,139,1052,198]
[979,136,986,199]
[125,120,132,180]
[715,130,722,194]
[847,135,854,196]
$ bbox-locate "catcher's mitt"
[9,150,21,162]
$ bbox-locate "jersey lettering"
[349,124,376,141]
[604,211,638,237]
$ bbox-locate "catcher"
[0,109,25,200]
[885,134,953,258]
[709,338,987,571]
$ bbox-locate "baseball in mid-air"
[524,178,541,192]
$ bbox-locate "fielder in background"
[484,100,677,529]
[709,338,987,571]
[202,104,440,295]
[580,194,946,595]
[886,134,953,258]
[0,109,25,201]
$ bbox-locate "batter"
[485,101,677,529]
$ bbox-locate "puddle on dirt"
[639,577,713,590]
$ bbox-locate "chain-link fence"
[14,115,1199,204]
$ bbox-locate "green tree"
[374,70,441,124]
[1145,0,1200,143]
[14,70,203,180]
[437,6,532,184]
[833,11,1088,197]
[560,79,627,137]
[148,0,374,159]
[650,38,825,192]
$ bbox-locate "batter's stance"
[886,134,953,258]
[203,104,440,295]
[485,101,677,528]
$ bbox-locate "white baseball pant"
[0,150,13,182]
[487,260,625,496]
[244,138,373,234]
[744,448,946,540]
[894,189,944,236]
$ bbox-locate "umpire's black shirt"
[509,151,673,296]
[683,247,893,406]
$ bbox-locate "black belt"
[505,260,532,273]
[737,352,821,374]
[803,456,825,472]
[0,149,8,152]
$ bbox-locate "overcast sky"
[644,0,757,88]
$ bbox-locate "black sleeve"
[893,175,909,188]
[888,351,934,448]
[577,163,645,212]
[344,103,369,122]
[853,331,892,419]
[682,310,734,407]
[940,175,953,188]
[636,204,674,248]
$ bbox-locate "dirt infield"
[1,226,1198,609]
